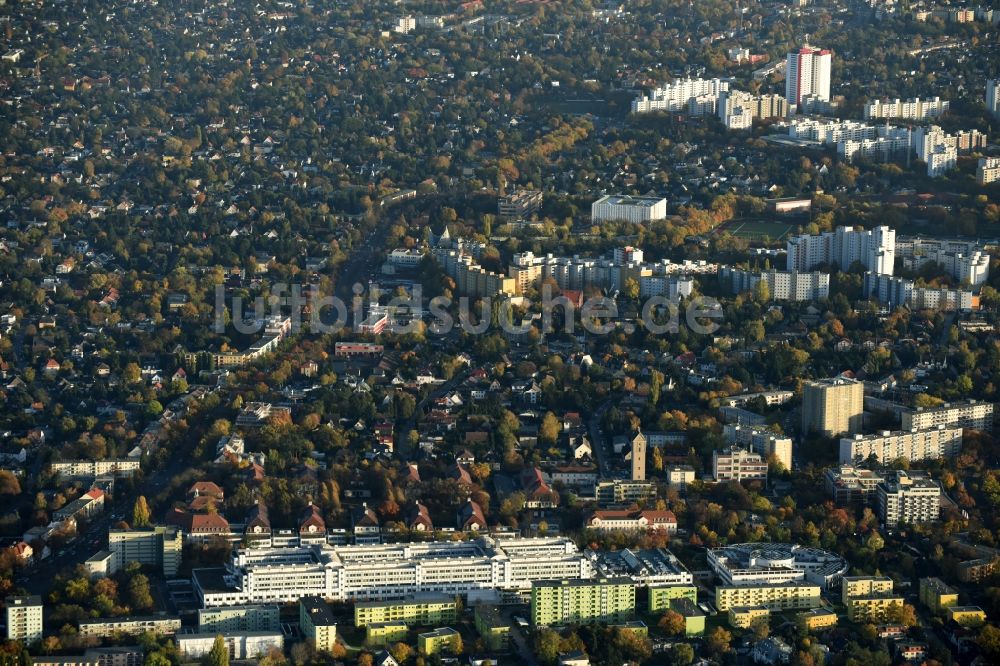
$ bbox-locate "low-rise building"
[175,632,284,660]
[729,606,770,629]
[198,605,281,633]
[417,627,461,656]
[78,616,181,638]
[947,606,987,627]
[824,466,885,506]
[354,594,459,628]
[649,585,698,613]
[715,583,821,612]
[365,622,408,646]
[585,509,677,533]
[713,447,768,482]
[798,608,837,631]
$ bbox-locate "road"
[587,400,614,476]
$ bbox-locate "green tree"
[132,496,152,527]
[203,635,229,666]
[540,411,560,446]
[669,643,694,666]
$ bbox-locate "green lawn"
[727,221,796,241]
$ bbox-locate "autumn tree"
[658,609,686,636]
[132,496,152,527]
[203,635,229,666]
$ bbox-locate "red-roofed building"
[447,463,473,486]
[520,466,557,508]
[188,481,224,499]
[457,498,487,531]
[299,503,326,536]
[406,502,434,532]
[586,509,677,534]
[165,508,231,541]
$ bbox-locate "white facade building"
[786,226,895,275]
[708,543,848,590]
[902,400,994,432]
[876,471,941,527]
[987,79,1000,119]
[785,46,832,108]
[712,447,768,482]
[631,78,730,114]
[978,157,1000,185]
[194,537,595,607]
[839,426,962,465]
[176,632,284,660]
[864,97,949,120]
[718,267,830,301]
[723,424,793,471]
[591,195,667,223]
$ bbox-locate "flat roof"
[300,596,336,626]
[355,593,457,609]
[533,577,633,588]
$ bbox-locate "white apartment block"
[876,472,941,527]
[723,425,793,470]
[387,248,425,267]
[718,267,829,301]
[786,226,895,275]
[787,118,880,144]
[978,157,1000,185]
[712,447,768,482]
[786,46,832,108]
[194,537,595,607]
[987,79,1000,119]
[718,91,789,129]
[176,632,284,660]
[5,595,43,644]
[902,248,989,286]
[926,144,958,177]
[631,77,730,114]
[864,272,974,311]
[591,195,667,223]
[902,400,994,432]
[864,97,949,120]
[50,459,141,478]
[839,426,962,465]
[838,129,912,165]
[721,391,794,408]
[394,16,416,33]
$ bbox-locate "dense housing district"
[3,0,1000,665]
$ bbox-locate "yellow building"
[947,606,987,627]
[354,593,459,628]
[842,576,903,623]
[729,606,770,629]
[649,585,698,613]
[846,596,905,623]
[299,597,337,653]
[798,609,838,631]
[715,583,821,612]
[365,622,408,646]
[417,627,461,656]
[919,577,959,614]
[841,576,894,604]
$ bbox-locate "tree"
[390,642,412,663]
[123,362,142,384]
[669,643,694,666]
[978,624,1000,662]
[203,635,229,666]
[753,278,770,303]
[540,411,560,446]
[357,654,373,666]
[705,626,732,658]
[623,277,640,301]
[132,496,152,527]
[533,628,563,665]
[128,573,154,610]
[0,470,20,495]
[866,531,884,551]
[658,610,686,636]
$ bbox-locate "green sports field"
[726,220,796,241]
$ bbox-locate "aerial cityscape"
[1,0,1000,665]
